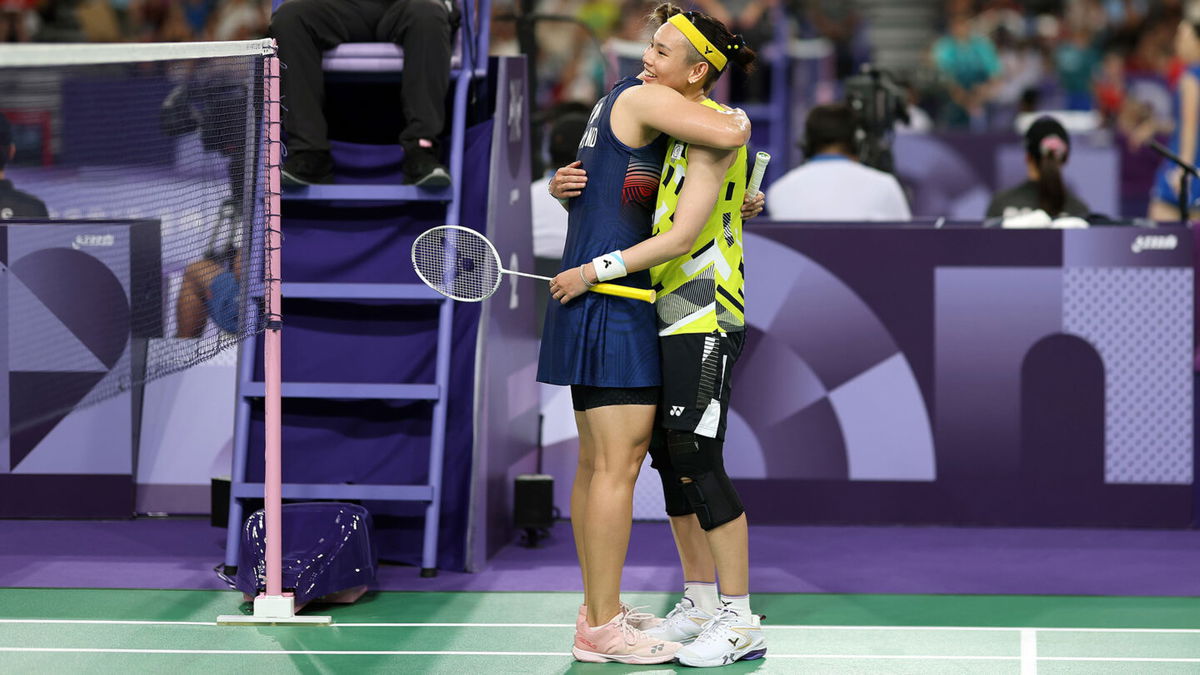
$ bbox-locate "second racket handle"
[747,151,771,196]
[593,282,656,304]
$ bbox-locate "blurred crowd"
[0,0,269,43]
[489,0,1192,139]
[1,0,1193,158]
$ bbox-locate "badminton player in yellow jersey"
[550,3,765,667]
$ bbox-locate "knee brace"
[666,430,744,531]
[649,428,693,517]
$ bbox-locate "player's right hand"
[549,160,587,199]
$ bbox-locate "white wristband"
[591,251,627,282]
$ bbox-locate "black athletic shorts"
[659,331,744,440]
[571,385,660,412]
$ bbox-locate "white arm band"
[591,251,628,282]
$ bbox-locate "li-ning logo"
[1131,234,1178,253]
[670,406,685,416]
[72,234,115,250]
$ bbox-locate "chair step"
[284,283,444,301]
[233,482,435,501]
[241,382,440,400]
[281,184,451,201]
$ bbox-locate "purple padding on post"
[233,503,377,605]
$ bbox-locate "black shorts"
[659,331,744,440]
[571,385,660,412]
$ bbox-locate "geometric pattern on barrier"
[1063,267,1193,484]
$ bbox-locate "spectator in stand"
[1095,48,1128,120]
[933,12,1002,129]
[1056,20,1101,110]
[804,0,863,80]
[767,103,911,221]
[1,0,38,42]
[0,113,49,220]
[129,0,195,42]
[270,0,460,188]
[207,0,269,41]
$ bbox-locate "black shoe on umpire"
[402,141,451,189]
[281,150,334,188]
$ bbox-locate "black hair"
[802,104,857,159]
[0,113,10,170]
[650,3,758,92]
[1024,115,1070,216]
[549,112,589,168]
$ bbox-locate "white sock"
[719,593,752,618]
[684,581,719,614]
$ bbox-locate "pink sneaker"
[573,612,682,664]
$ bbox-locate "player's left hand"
[741,190,765,219]
[549,264,595,304]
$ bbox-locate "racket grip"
[747,151,771,196]
[593,282,656,304]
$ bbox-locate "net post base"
[420,567,438,578]
[216,594,332,625]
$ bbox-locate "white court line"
[0,648,1019,660]
[0,619,212,627]
[4,647,1199,664]
[3,619,1200,634]
[1020,629,1037,675]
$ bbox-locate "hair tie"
[1040,135,1068,160]
[726,34,746,52]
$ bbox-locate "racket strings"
[413,227,502,301]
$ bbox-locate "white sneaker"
[641,597,713,644]
[676,609,767,667]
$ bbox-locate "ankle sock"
[719,592,751,618]
[684,580,719,614]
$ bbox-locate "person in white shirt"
[766,103,912,221]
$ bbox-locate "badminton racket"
[412,226,656,304]
[747,151,770,197]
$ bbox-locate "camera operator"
[766,103,911,221]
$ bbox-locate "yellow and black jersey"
[649,99,747,336]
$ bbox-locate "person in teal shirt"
[933,13,1001,129]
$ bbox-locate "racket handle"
[593,282,656,304]
[747,151,771,196]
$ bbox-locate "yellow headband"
[668,14,727,72]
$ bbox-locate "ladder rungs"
[280,184,451,201]
[241,382,439,400]
[233,483,435,501]
[283,282,444,300]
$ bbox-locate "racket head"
[411,225,504,302]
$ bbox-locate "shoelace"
[621,603,658,626]
[659,601,689,623]
[695,609,738,644]
[616,613,651,646]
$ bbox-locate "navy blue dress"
[537,77,668,387]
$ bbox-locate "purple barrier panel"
[470,56,540,570]
[726,223,1192,527]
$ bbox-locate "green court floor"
[1,589,1198,673]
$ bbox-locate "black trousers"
[269,0,457,152]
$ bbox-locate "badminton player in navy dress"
[536,38,751,665]
[1150,11,1200,220]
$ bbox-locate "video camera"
[843,65,910,173]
